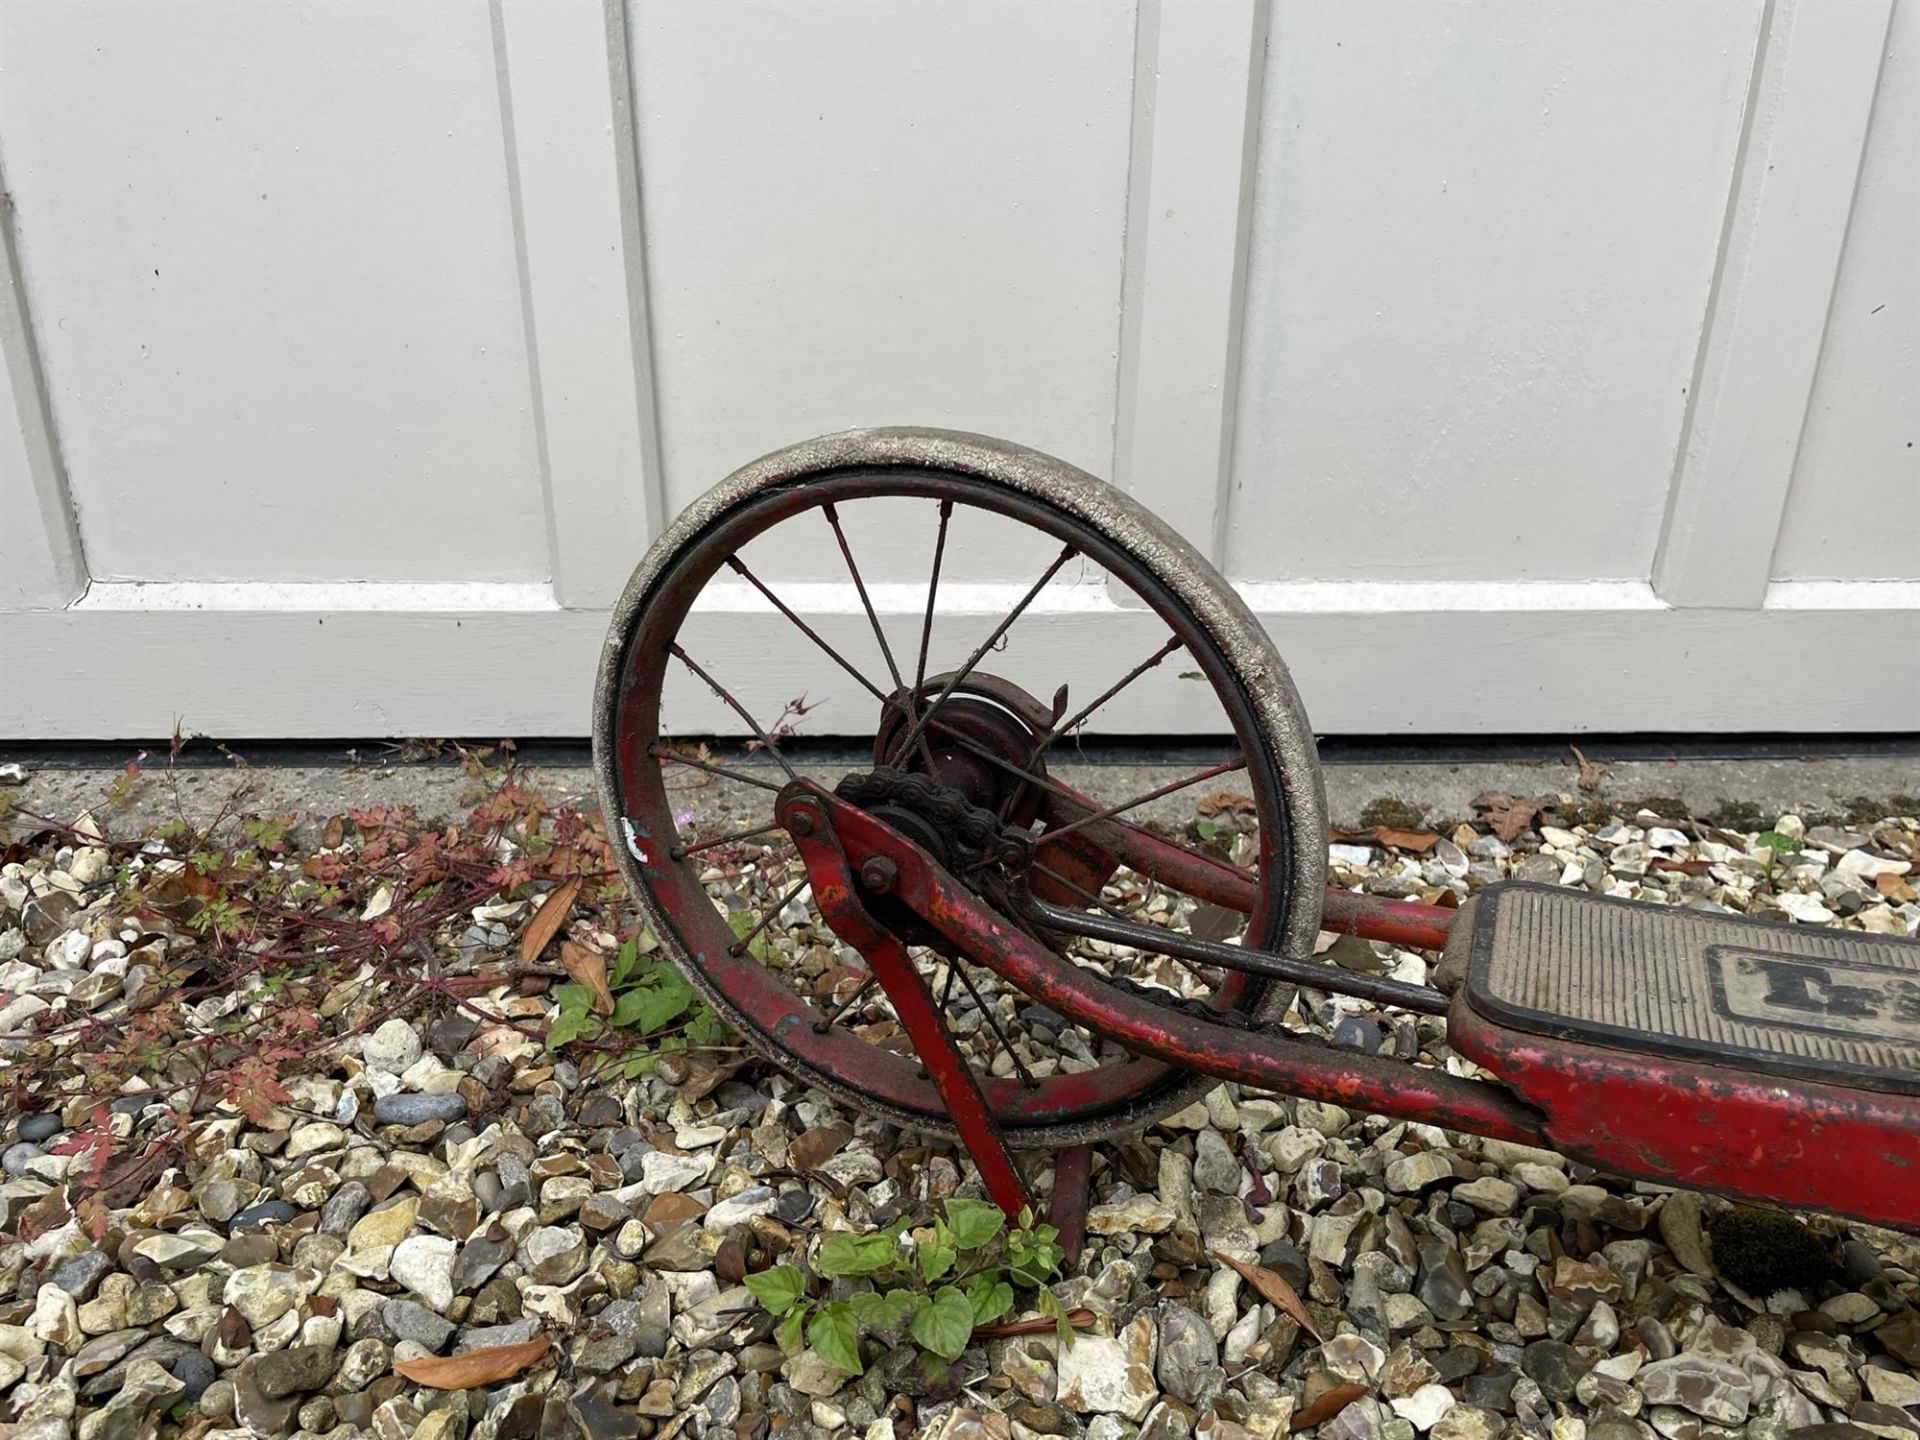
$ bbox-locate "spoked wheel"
[593,429,1326,1148]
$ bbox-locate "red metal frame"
[782,782,1547,1140]
[1049,1143,1093,1265]
[1449,1004,1920,1229]
[779,779,1920,1233]
[1044,782,1458,952]
[782,793,1032,1216]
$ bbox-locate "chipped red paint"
[1449,1004,1920,1231]
[1043,782,1456,952]
[1049,1143,1094,1265]
[782,792,1033,1215]
[794,781,1550,1146]
[1318,890,1457,953]
[780,780,1920,1231]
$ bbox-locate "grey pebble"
[458,1318,542,1352]
[50,1248,113,1300]
[231,1199,299,1229]
[382,1298,456,1350]
[17,1113,61,1143]
[372,1091,469,1126]
[320,1181,372,1237]
[1333,1016,1384,1053]
[171,1350,218,1403]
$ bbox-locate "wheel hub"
[870,673,1055,826]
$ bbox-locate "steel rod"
[1015,890,1450,1016]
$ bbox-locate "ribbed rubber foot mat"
[1464,883,1920,1095]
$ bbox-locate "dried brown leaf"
[789,1124,853,1172]
[1472,792,1556,844]
[1189,904,1246,943]
[217,1306,252,1350]
[559,940,615,1016]
[1375,827,1438,853]
[1291,1382,1369,1429]
[1570,745,1607,793]
[1331,826,1438,854]
[970,1307,1098,1339]
[1652,857,1712,876]
[1197,791,1257,817]
[395,1334,551,1390]
[321,815,345,849]
[520,877,582,965]
[1210,1250,1324,1342]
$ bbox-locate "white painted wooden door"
[1,0,1914,738]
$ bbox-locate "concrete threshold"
[4,740,1917,838]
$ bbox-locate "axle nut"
[860,856,899,894]
[787,808,817,837]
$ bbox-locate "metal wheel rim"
[594,429,1326,1147]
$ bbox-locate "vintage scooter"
[592,429,1920,1238]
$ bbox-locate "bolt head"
[787,808,816,837]
[860,856,899,893]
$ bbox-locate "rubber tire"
[593,427,1328,1146]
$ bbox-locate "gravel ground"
[1,769,1917,1440]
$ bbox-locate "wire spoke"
[813,971,879,1033]
[670,645,801,783]
[1026,860,1141,926]
[948,953,1037,1089]
[726,556,893,707]
[823,503,906,691]
[729,878,809,956]
[1040,758,1249,845]
[891,541,1077,761]
[997,634,1186,823]
[1035,636,1185,761]
[914,500,954,695]
[651,747,787,795]
[917,713,1249,885]
[673,823,789,859]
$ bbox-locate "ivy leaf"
[910,1286,975,1362]
[778,1306,807,1354]
[967,1274,1014,1326]
[685,1008,728,1047]
[850,1290,916,1331]
[943,1198,1005,1252]
[917,1230,957,1283]
[1036,1287,1075,1348]
[610,937,640,987]
[809,1301,863,1374]
[546,983,603,1049]
[816,1232,896,1277]
[610,964,696,1034]
[744,1264,805,1316]
[728,907,779,963]
[918,1347,967,1399]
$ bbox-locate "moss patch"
[1704,1207,1834,1295]
[1360,797,1431,831]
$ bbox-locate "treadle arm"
[779,789,1033,1218]
[1014,888,1450,1016]
[1451,1005,1920,1231]
[1041,781,1458,951]
[785,780,1549,1147]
